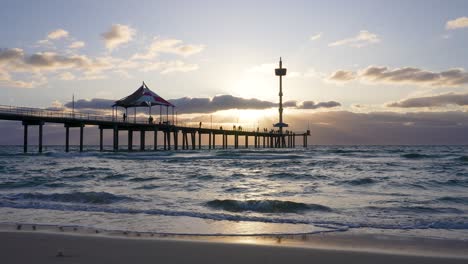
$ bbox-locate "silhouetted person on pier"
[123,113,127,122]
[233,125,236,130]
[220,126,223,130]
[148,116,153,124]
[199,122,202,128]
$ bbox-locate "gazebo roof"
[113,82,174,108]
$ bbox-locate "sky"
[1,0,468,145]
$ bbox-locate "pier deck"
[0,105,309,153]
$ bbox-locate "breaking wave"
[205,199,331,213]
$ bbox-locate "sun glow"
[215,109,277,130]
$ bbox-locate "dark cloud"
[0,48,23,62]
[64,98,114,109]
[388,93,468,108]
[299,101,341,109]
[0,48,111,73]
[63,95,341,114]
[283,100,297,107]
[360,66,468,86]
[328,66,468,87]
[169,95,275,113]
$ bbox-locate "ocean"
[0,145,467,239]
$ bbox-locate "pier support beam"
[168,131,171,150]
[128,130,133,151]
[65,126,70,152]
[245,135,248,148]
[191,132,196,150]
[99,128,103,152]
[38,123,43,153]
[113,126,119,151]
[198,132,201,149]
[208,133,212,150]
[79,125,84,152]
[22,121,44,153]
[212,133,216,149]
[23,123,28,153]
[154,129,158,151]
[163,131,167,150]
[173,130,178,150]
[140,130,145,151]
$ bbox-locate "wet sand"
[1,230,467,264]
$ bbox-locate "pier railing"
[0,104,170,125]
[0,104,307,134]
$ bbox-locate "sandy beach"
[1,229,467,264]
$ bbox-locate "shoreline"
[1,223,468,262]
[1,230,467,264]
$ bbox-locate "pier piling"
[128,130,133,151]
[140,131,145,151]
[79,125,84,152]
[99,128,103,151]
[65,126,70,152]
[23,123,28,153]
[154,128,158,151]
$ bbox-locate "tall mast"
[274,57,288,134]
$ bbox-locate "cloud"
[101,24,135,51]
[387,93,468,108]
[446,16,468,30]
[64,98,115,109]
[328,70,356,81]
[62,95,341,114]
[47,29,69,40]
[69,41,85,49]
[360,66,468,86]
[298,101,341,109]
[0,49,112,73]
[329,30,380,48]
[0,48,24,63]
[132,37,205,60]
[327,66,468,87]
[310,33,322,41]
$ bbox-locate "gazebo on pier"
[112,82,175,124]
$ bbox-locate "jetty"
[0,58,310,153]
